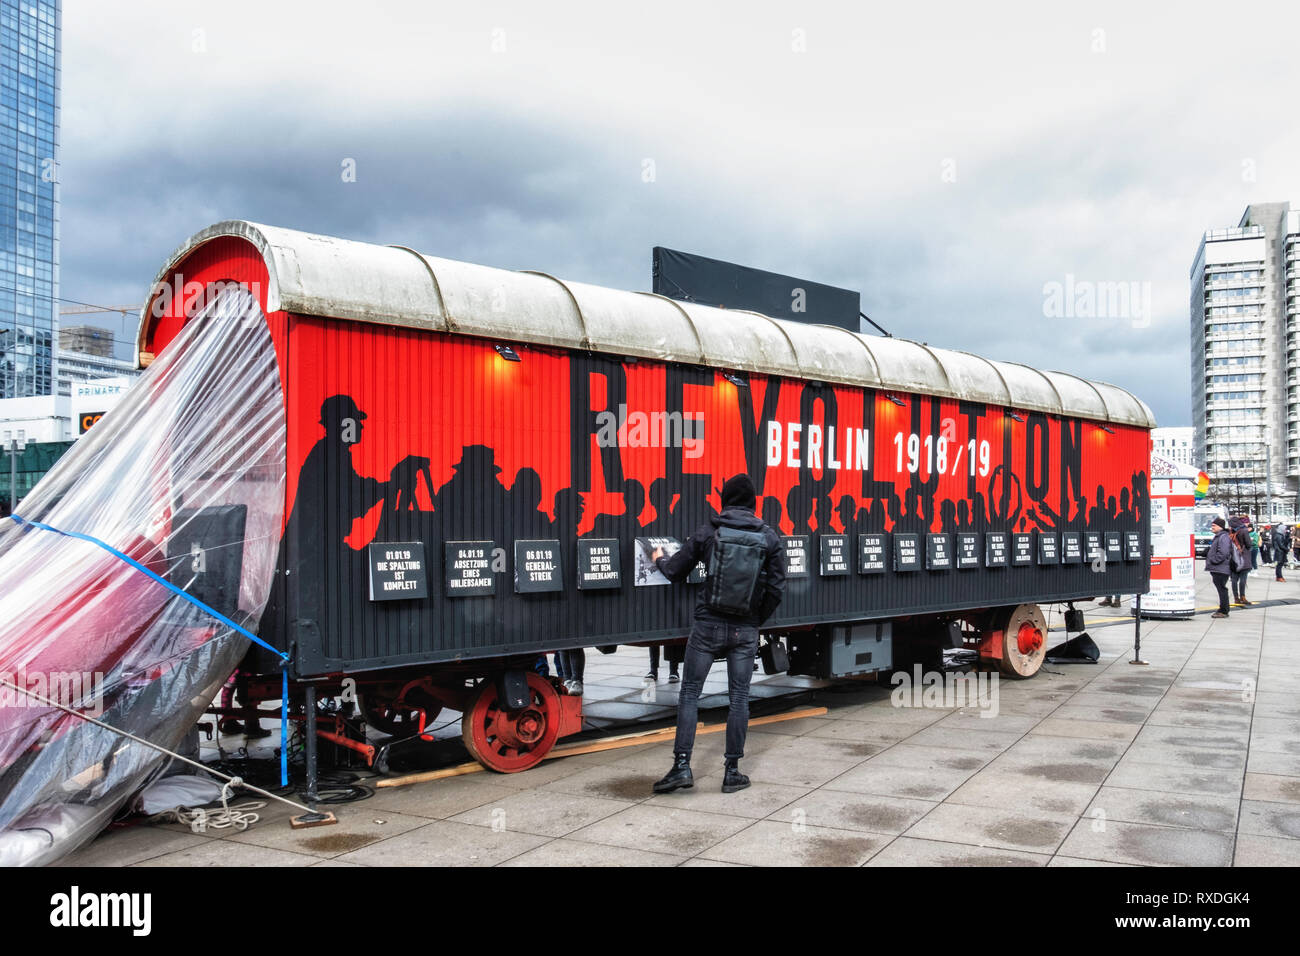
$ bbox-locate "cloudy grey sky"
[61,1,1300,426]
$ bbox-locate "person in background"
[1206,517,1234,618]
[1231,521,1253,607]
[558,648,585,696]
[1261,524,1273,565]
[1248,521,1261,571]
[646,644,679,684]
[1273,523,1290,582]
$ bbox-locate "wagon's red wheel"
[999,603,1047,679]
[461,672,561,773]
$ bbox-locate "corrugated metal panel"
[137,221,1157,428]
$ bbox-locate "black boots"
[653,753,694,793]
[654,754,749,794]
[722,758,750,793]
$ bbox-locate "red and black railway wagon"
[137,221,1154,772]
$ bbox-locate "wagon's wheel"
[998,603,1047,679]
[461,672,561,773]
[359,683,442,738]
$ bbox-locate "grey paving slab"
[224,808,432,858]
[1085,786,1240,832]
[1237,800,1300,841]
[447,789,635,837]
[498,837,686,866]
[644,776,809,820]
[1056,818,1235,866]
[945,769,1101,816]
[1243,772,1300,804]
[1232,833,1300,866]
[696,819,887,867]
[902,802,1077,854]
[333,819,548,866]
[771,789,938,836]
[859,742,995,773]
[364,775,521,818]
[565,804,753,857]
[540,763,663,802]
[1102,759,1245,798]
[133,840,320,867]
[1245,750,1300,777]
[1029,717,1142,741]
[58,826,216,868]
[864,836,1050,867]
[822,761,980,801]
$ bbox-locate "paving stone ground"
[60,565,1300,867]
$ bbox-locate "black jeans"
[648,645,678,676]
[673,620,759,761]
[1231,568,1249,600]
[557,648,585,681]
[1277,556,1287,580]
[1210,572,1230,614]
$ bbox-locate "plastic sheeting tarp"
[0,289,285,866]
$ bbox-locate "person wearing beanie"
[1204,516,1234,618]
[649,473,785,795]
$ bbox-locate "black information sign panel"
[1062,532,1082,564]
[1012,534,1034,565]
[1105,532,1123,564]
[894,533,920,572]
[1037,533,1059,565]
[578,539,621,590]
[926,534,953,571]
[985,532,1009,568]
[514,540,563,593]
[1124,532,1142,561]
[784,536,810,578]
[820,535,850,576]
[368,541,429,601]
[858,533,887,574]
[1084,532,1103,563]
[956,533,979,569]
[444,541,494,597]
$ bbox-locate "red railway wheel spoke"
[461,672,560,772]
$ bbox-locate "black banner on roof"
[652,247,861,331]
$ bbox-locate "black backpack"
[702,526,768,616]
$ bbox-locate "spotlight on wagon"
[494,343,521,362]
[723,371,749,388]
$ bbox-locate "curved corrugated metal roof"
[137,220,1157,428]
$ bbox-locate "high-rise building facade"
[0,0,59,400]
[1190,201,1298,502]
[1151,426,1196,469]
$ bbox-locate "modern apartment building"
[1190,201,1298,502]
[0,0,60,400]
[1151,426,1196,469]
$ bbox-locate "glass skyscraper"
[0,0,59,399]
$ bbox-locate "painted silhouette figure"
[434,445,510,543]
[262,394,390,632]
[786,484,813,536]
[594,479,647,541]
[511,468,552,539]
[762,496,784,535]
[642,477,677,538]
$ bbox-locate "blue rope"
[7,513,292,785]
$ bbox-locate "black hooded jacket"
[655,506,786,626]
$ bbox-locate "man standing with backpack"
[1273,523,1290,582]
[649,474,785,795]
